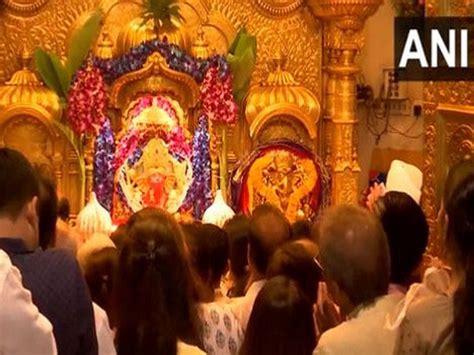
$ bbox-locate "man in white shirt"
[200,204,291,355]
[314,205,402,355]
[0,249,57,355]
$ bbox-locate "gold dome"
[0,52,61,120]
[116,17,186,56]
[245,54,320,139]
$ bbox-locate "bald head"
[249,204,291,274]
[319,205,390,307]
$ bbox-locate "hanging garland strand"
[182,114,213,219]
[93,119,115,211]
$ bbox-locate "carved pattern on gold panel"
[206,0,321,95]
[424,81,474,108]
[421,111,439,256]
[256,115,312,148]
[0,0,100,83]
[447,123,474,164]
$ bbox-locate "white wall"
[357,0,425,189]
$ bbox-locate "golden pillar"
[308,0,383,204]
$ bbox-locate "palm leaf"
[52,120,86,206]
[229,27,247,55]
[66,9,103,79]
[34,48,69,99]
[142,0,184,31]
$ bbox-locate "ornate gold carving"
[0,52,61,121]
[3,0,49,13]
[109,52,200,112]
[255,0,304,17]
[191,27,210,59]
[246,54,320,139]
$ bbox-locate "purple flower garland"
[93,38,231,85]
[93,119,115,211]
[182,114,213,219]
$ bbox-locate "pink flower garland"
[201,67,239,125]
[67,65,108,135]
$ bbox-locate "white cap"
[385,160,423,204]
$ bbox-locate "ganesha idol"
[112,95,193,224]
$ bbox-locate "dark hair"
[267,240,321,303]
[446,174,474,354]
[182,223,228,298]
[249,204,291,274]
[0,148,39,219]
[115,208,200,355]
[36,173,58,250]
[57,197,70,222]
[224,214,250,297]
[374,191,428,285]
[240,276,316,355]
[444,159,474,205]
[83,247,118,326]
[291,220,312,241]
[319,205,390,307]
[110,224,128,251]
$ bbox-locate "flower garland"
[201,66,238,124]
[182,115,212,219]
[93,119,115,211]
[93,39,231,85]
[67,65,108,135]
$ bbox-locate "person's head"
[445,173,474,354]
[444,160,474,206]
[319,205,390,315]
[0,148,39,249]
[110,224,128,251]
[82,246,118,324]
[267,240,321,303]
[115,208,199,355]
[291,220,312,241]
[57,197,70,222]
[36,172,58,250]
[373,191,428,286]
[224,214,250,297]
[248,204,291,277]
[240,276,316,355]
[182,223,229,294]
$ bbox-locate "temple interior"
[0,0,472,258]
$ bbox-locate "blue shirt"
[0,238,98,355]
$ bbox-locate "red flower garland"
[201,67,239,125]
[67,65,108,135]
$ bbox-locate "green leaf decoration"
[34,48,69,99]
[51,120,86,205]
[142,0,184,31]
[66,9,104,79]
[227,27,257,105]
[228,27,247,55]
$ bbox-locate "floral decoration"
[67,65,108,135]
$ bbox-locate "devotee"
[267,239,321,304]
[391,169,474,354]
[314,205,401,355]
[290,220,313,241]
[0,249,57,355]
[114,208,204,355]
[373,191,429,293]
[183,223,229,302]
[0,148,98,355]
[78,234,118,355]
[56,196,81,255]
[232,203,291,329]
[239,276,316,355]
[199,204,291,355]
[223,214,250,298]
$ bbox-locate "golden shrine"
[0,0,472,252]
